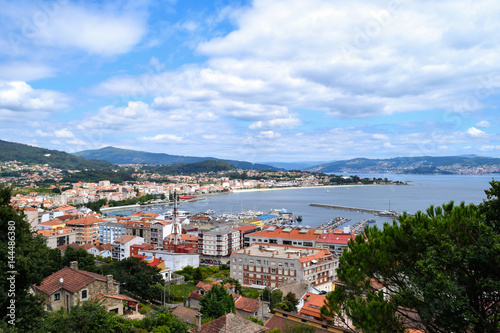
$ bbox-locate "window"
[256,260,261,265]
[285,263,288,267]
[291,263,294,268]
[54,293,60,301]
[271,268,276,274]
[81,290,87,299]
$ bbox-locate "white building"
[99,221,126,245]
[138,249,199,272]
[112,235,144,261]
[198,227,241,257]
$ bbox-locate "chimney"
[257,296,260,304]
[106,275,114,294]
[196,312,202,331]
[70,261,78,270]
[306,294,310,302]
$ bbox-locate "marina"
[310,203,400,217]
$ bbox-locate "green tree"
[0,185,62,331]
[270,289,283,312]
[192,267,203,284]
[62,246,98,272]
[155,312,188,333]
[247,317,264,325]
[222,277,242,295]
[199,284,236,319]
[104,257,163,300]
[276,292,299,313]
[321,195,500,332]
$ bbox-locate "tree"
[61,246,98,272]
[199,284,236,319]
[269,289,283,312]
[104,257,163,300]
[321,193,500,332]
[192,267,203,284]
[222,277,242,295]
[0,185,62,331]
[276,292,299,313]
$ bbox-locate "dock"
[309,203,399,217]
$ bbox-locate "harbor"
[309,203,400,217]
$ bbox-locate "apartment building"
[198,227,241,258]
[36,228,76,249]
[230,243,338,292]
[112,235,144,261]
[124,220,152,244]
[150,221,171,249]
[315,232,354,256]
[99,222,126,245]
[244,226,322,248]
[65,216,106,246]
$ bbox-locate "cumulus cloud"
[0,81,68,111]
[139,134,183,142]
[54,128,74,138]
[467,127,486,137]
[249,118,301,130]
[476,120,491,128]
[258,131,281,139]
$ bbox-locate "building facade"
[198,227,241,258]
[230,243,338,291]
[99,222,126,245]
[65,216,105,246]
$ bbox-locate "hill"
[74,146,279,171]
[142,160,236,174]
[0,140,113,170]
[307,156,500,174]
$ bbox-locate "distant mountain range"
[0,140,113,170]
[74,146,280,171]
[307,155,500,174]
[263,161,333,170]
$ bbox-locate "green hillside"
[75,146,279,171]
[143,160,236,174]
[0,140,113,170]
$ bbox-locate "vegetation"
[276,292,299,313]
[0,139,113,170]
[321,181,500,332]
[60,168,134,184]
[61,246,98,272]
[143,160,236,175]
[83,194,165,213]
[199,284,236,320]
[0,185,62,331]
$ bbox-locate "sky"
[1,0,499,163]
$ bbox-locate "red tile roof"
[248,228,321,241]
[234,225,258,233]
[114,235,138,244]
[35,267,119,295]
[65,216,106,226]
[190,313,267,333]
[235,295,262,313]
[316,232,354,245]
[298,293,326,319]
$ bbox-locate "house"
[96,244,113,258]
[234,295,269,321]
[265,309,347,333]
[189,312,268,333]
[112,235,144,261]
[34,261,138,315]
[187,281,235,310]
[171,305,198,326]
[298,293,327,321]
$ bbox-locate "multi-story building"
[112,235,144,261]
[198,227,241,258]
[164,234,199,253]
[99,222,126,245]
[315,231,354,256]
[244,226,322,248]
[124,220,152,244]
[36,227,76,249]
[65,216,106,246]
[230,243,338,292]
[150,221,171,249]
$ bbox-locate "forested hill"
[307,155,500,174]
[75,146,279,171]
[0,140,113,170]
[142,160,236,174]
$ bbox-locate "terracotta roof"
[265,310,344,333]
[235,295,262,313]
[58,243,80,251]
[65,216,106,226]
[96,244,113,251]
[165,234,198,242]
[247,228,321,241]
[23,207,37,211]
[298,293,326,319]
[95,293,138,302]
[172,305,198,324]
[38,219,66,226]
[190,313,267,333]
[114,235,138,244]
[298,249,331,263]
[80,243,95,250]
[36,228,73,237]
[35,267,118,295]
[54,205,76,212]
[234,225,258,233]
[316,232,354,245]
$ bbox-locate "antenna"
[172,190,180,252]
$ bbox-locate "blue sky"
[1,0,499,163]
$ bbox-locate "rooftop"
[247,227,321,241]
[232,243,332,263]
[316,232,354,244]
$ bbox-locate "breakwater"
[310,203,387,215]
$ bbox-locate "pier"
[309,203,399,217]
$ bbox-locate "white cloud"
[258,131,281,139]
[467,127,486,137]
[476,120,491,128]
[54,128,74,138]
[67,139,86,145]
[0,63,55,81]
[139,134,183,142]
[0,81,68,111]
[372,133,390,140]
[249,118,301,130]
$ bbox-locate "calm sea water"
[112,174,496,230]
